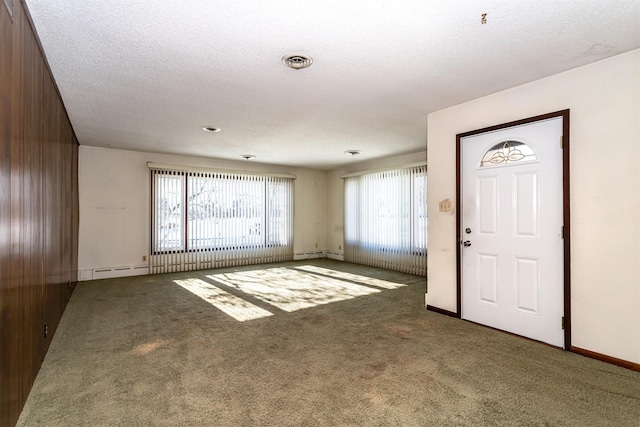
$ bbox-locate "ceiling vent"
[282,54,313,70]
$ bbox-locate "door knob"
[463,240,472,247]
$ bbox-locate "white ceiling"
[25,0,640,169]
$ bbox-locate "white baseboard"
[78,269,93,281]
[80,265,149,281]
[293,251,326,260]
[80,251,345,281]
[326,251,344,261]
[293,251,345,261]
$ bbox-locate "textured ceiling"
[24,0,640,169]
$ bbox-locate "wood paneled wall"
[0,1,79,425]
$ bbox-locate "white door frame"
[455,110,571,349]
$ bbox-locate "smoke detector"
[282,54,313,70]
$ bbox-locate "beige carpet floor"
[17,259,640,426]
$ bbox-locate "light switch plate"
[439,199,453,213]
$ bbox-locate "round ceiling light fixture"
[202,126,221,133]
[240,154,256,160]
[344,150,361,156]
[282,53,313,70]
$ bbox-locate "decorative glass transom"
[480,140,537,167]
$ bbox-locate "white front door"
[461,117,564,347]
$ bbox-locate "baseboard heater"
[80,265,149,281]
[83,251,346,281]
[293,251,344,261]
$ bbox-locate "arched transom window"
[480,140,537,167]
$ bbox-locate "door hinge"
[560,136,563,149]
[561,226,565,239]
[561,316,565,330]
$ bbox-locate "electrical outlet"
[142,255,147,262]
[315,243,318,249]
[339,245,341,250]
[43,323,48,338]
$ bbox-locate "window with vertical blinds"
[150,166,294,273]
[344,165,426,275]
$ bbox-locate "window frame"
[151,170,293,255]
[344,165,427,255]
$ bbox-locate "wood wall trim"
[561,112,571,348]
[455,110,571,348]
[571,347,640,372]
[426,305,460,318]
[455,128,462,318]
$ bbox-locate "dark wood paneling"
[70,134,79,292]
[43,69,58,349]
[20,8,39,406]
[0,1,79,425]
[8,2,24,423]
[0,5,14,427]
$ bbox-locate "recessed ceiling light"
[344,150,361,156]
[282,53,313,70]
[202,126,221,133]
[240,154,256,160]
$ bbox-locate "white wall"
[427,49,640,363]
[326,151,428,258]
[78,147,327,276]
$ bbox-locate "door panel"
[478,176,498,235]
[461,117,564,347]
[478,253,498,304]
[515,256,539,314]
[514,171,539,237]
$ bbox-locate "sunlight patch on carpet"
[293,265,406,289]
[131,339,170,356]
[207,267,380,312]
[174,278,273,321]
